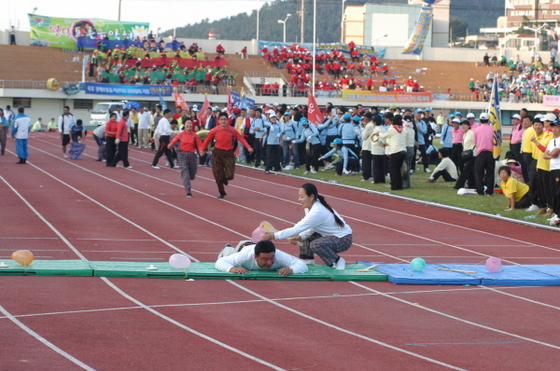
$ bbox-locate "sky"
[3,0,267,33]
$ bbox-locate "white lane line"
[350,281,560,350]
[17,146,469,369]
[0,173,286,371]
[228,280,467,371]
[0,304,97,371]
[480,286,560,311]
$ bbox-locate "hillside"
[165,0,504,42]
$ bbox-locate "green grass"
[279,165,554,226]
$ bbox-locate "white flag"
[505,0,515,10]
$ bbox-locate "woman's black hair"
[392,114,403,126]
[498,165,511,176]
[301,183,344,228]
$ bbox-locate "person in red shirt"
[241,46,248,59]
[168,118,205,197]
[109,109,132,168]
[104,112,119,167]
[201,112,253,199]
[172,106,182,121]
[216,43,225,55]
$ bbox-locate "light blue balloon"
[410,257,426,272]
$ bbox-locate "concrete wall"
[382,46,549,63]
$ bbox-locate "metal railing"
[0,80,49,89]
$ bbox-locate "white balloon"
[169,254,192,269]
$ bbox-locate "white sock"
[335,257,346,270]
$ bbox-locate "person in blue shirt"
[252,108,266,168]
[263,114,283,173]
[281,112,297,169]
[292,117,321,174]
[413,109,430,173]
[319,138,359,175]
[0,108,9,156]
[338,113,358,154]
[440,115,454,150]
[69,119,88,142]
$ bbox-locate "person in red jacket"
[201,112,254,199]
[104,113,119,166]
[109,109,132,168]
[168,118,205,197]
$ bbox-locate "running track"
[1,132,560,371]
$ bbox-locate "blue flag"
[159,95,167,111]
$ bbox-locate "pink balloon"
[169,254,191,269]
[251,226,266,243]
[485,257,502,273]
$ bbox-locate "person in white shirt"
[215,240,307,277]
[137,107,151,148]
[263,183,353,270]
[58,105,75,158]
[151,109,178,169]
[427,148,458,183]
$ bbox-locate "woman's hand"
[288,235,301,245]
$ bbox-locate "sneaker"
[125,166,133,169]
[173,165,180,169]
[282,165,293,171]
[311,169,318,174]
[334,257,346,270]
[526,204,539,212]
[63,154,68,158]
[217,195,225,199]
[547,214,558,221]
[342,169,351,175]
[324,164,334,170]
[424,168,432,173]
[549,217,560,226]
[303,171,310,174]
[217,243,234,259]
[151,165,160,169]
[187,193,193,198]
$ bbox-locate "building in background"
[343,1,450,48]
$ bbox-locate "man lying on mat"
[215,240,308,276]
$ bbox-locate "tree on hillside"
[449,18,468,42]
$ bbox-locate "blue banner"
[85,83,172,97]
[231,91,255,109]
[402,5,433,55]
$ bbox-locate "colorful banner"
[174,92,188,110]
[28,13,149,49]
[85,83,172,97]
[258,41,386,59]
[402,5,433,55]
[488,77,502,159]
[342,90,432,103]
[543,95,560,106]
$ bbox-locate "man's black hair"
[255,240,276,256]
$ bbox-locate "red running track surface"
[1,132,560,371]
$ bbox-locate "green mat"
[0,260,388,281]
[0,260,93,277]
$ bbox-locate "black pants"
[152,135,175,168]
[455,157,476,189]
[510,143,522,162]
[526,158,539,205]
[305,143,321,171]
[372,154,386,183]
[253,137,265,167]
[432,169,456,182]
[475,151,495,195]
[362,150,372,180]
[130,124,138,145]
[265,144,281,171]
[244,135,255,163]
[110,141,130,167]
[418,144,429,170]
[552,169,560,216]
[521,152,533,188]
[450,143,463,170]
[536,169,554,209]
[389,151,405,190]
[105,137,117,166]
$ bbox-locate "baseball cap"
[300,117,309,125]
[466,113,475,119]
[550,120,560,127]
[331,138,343,146]
[454,111,463,116]
[480,113,489,120]
[544,113,557,122]
[512,114,521,120]
[414,109,423,113]
[425,107,432,112]
[266,109,276,116]
[452,118,461,123]
[448,114,455,119]
[342,113,352,120]
[352,116,361,123]
[284,112,291,116]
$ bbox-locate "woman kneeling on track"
[263,183,353,270]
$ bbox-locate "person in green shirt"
[31,118,45,132]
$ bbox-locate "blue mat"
[358,261,560,286]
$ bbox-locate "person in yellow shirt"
[531,113,555,215]
[129,107,139,146]
[499,166,530,210]
[520,115,535,189]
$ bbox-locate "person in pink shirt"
[450,119,464,169]
[509,113,524,161]
[466,113,479,130]
[473,113,495,195]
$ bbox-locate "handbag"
[461,149,474,160]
